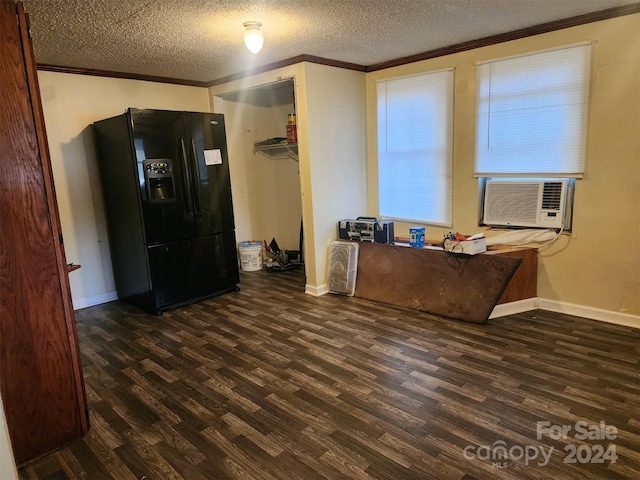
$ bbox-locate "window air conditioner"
[482,179,568,229]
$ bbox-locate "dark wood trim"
[36,63,210,88]
[37,54,368,89]
[205,55,305,87]
[35,3,640,86]
[367,3,640,72]
[205,55,367,87]
[300,54,367,72]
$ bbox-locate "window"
[377,69,454,226]
[475,43,591,177]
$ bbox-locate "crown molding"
[36,64,209,88]
[368,3,640,71]
[205,54,366,87]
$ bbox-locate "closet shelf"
[254,138,298,161]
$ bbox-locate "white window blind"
[475,43,591,177]
[377,69,453,225]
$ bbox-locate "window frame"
[376,68,455,227]
[474,42,592,178]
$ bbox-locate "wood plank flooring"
[18,268,640,479]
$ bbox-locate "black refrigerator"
[93,108,239,315]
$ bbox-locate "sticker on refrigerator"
[204,149,222,166]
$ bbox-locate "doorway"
[217,79,304,274]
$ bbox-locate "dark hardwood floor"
[18,268,640,479]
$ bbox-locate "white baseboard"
[305,284,328,297]
[537,298,640,329]
[490,296,640,329]
[72,291,118,311]
[489,297,539,319]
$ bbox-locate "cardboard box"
[444,237,487,255]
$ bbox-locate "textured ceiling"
[23,0,638,84]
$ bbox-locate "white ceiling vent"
[483,179,568,229]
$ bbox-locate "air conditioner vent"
[541,182,563,210]
[484,183,539,225]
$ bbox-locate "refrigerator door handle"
[179,137,193,214]
[189,137,202,214]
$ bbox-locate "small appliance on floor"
[327,241,359,296]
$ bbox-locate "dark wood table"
[353,242,528,324]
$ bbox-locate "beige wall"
[38,71,211,308]
[301,63,368,289]
[366,14,640,316]
[0,393,18,480]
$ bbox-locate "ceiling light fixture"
[243,21,263,54]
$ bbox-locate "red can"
[286,124,297,143]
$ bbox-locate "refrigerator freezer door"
[183,113,235,237]
[147,235,238,312]
[130,109,196,244]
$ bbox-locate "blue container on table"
[409,226,425,248]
